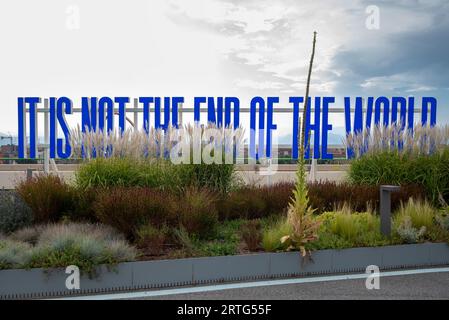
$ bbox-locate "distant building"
[277,144,347,160]
[0,144,19,164]
[242,144,347,163]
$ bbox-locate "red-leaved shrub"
[240,219,263,251]
[307,181,426,213]
[218,181,426,219]
[93,187,177,239]
[16,174,75,223]
[218,183,293,220]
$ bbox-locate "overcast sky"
[0,0,448,138]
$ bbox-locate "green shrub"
[172,227,198,257]
[349,149,449,204]
[178,187,218,238]
[311,210,388,249]
[396,217,426,244]
[16,174,75,223]
[76,158,237,193]
[393,198,436,232]
[188,219,241,257]
[76,158,173,190]
[262,219,292,252]
[0,191,33,234]
[195,241,238,256]
[329,211,359,243]
[178,163,238,193]
[136,224,169,255]
[71,188,98,222]
[94,187,177,240]
[349,151,407,185]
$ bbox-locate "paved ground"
[142,272,449,300]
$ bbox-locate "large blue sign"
[17,96,437,160]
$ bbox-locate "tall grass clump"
[75,157,237,194]
[218,183,293,220]
[393,198,436,231]
[310,209,387,249]
[347,124,449,203]
[93,187,177,239]
[16,174,75,223]
[178,187,218,239]
[93,186,219,240]
[71,125,243,193]
[346,124,449,158]
[178,163,237,194]
[240,220,263,251]
[136,224,169,255]
[75,157,180,190]
[262,219,292,252]
[329,209,380,244]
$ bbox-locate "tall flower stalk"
[281,31,320,256]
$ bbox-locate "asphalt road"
[142,272,449,300]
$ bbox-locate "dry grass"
[69,124,244,161]
[345,123,449,158]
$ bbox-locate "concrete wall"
[238,170,347,185]
[0,164,349,189]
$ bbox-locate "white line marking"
[52,267,449,300]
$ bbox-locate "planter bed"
[1,242,449,299]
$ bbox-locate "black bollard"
[379,185,400,237]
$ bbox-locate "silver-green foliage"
[0,191,32,234]
[0,223,136,272]
[396,217,426,244]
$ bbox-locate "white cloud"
[235,79,283,90]
[0,0,448,134]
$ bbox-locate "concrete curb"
[1,243,449,299]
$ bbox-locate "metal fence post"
[380,185,400,236]
[26,168,34,181]
[133,98,139,130]
[43,98,50,173]
[178,102,183,127]
[310,158,318,182]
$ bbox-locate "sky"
[0,0,448,143]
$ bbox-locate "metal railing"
[17,98,428,173]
